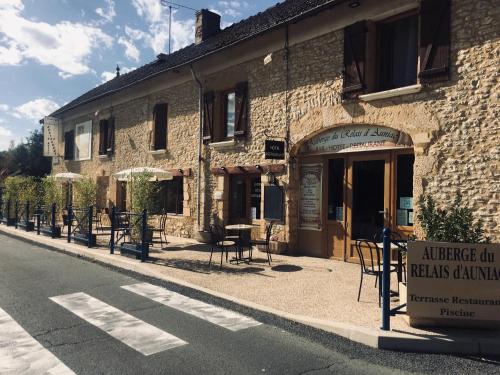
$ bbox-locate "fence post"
[381,227,391,331]
[36,204,41,235]
[25,201,30,231]
[15,201,18,229]
[0,199,3,223]
[88,205,93,248]
[51,203,56,239]
[110,206,115,254]
[140,209,147,262]
[6,200,11,225]
[67,205,72,243]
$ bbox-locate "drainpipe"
[284,25,290,154]
[190,64,204,231]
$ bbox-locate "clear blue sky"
[0,0,277,150]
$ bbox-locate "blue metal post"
[141,209,147,262]
[88,205,93,248]
[67,205,72,243]
[51,203,56,238]
[25,201,30,231]
[110,206,116,254]
[381,227,391,331]
[36,204,41,235]
[14,201,18,229]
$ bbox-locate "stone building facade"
[49,0,499,260]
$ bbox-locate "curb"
[1,226,499,357]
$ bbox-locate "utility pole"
[160,1,196,54]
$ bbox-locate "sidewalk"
[1,224,499,356]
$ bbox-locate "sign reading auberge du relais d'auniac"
[407,241,500,328]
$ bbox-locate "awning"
[114,167,173,182]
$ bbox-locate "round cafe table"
[225,224,257,263]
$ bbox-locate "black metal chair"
[250,221,274,265]
[208,224,237,270]
[355,239,397,307]
[151,211,168,248]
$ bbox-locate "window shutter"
[153,103,167,150]
[203,91,214,143]
[418,0,451,83]
[107,117,115,153]
[98,119,108,155]
[64,130,74,160]
[342,21,367,98]
[234,81,248,138]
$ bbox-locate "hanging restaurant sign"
[43,116,60,157]
[299,164,322,230]
[265,140,285,160]
[304,125,413,154]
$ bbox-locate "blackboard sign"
[265,140,285,160]
[264,185,284,221]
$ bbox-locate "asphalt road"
[0,234,498,375]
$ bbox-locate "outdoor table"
[225,224,258,263]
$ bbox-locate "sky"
[0,0,277,151]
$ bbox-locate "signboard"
[304,125,412,154]
[407,241,500,327]
[43,116,60,157]
[299,164,322,230]
[264,185,284,221]
[265,140,285,160]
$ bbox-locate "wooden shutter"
[98,119,108,155]
[234,81,248,138]
[342,21,367,98]
[153,103,167,150]
[203,91,214,143]
[107,117,115,153]
[64,130,74,160]
[418,0,451,83]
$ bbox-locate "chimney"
[195,9,221,44]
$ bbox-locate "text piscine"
[411,246,499,281]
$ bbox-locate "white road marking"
[50,292,187,356]
[0,307,75,375]
[121,283,261,331]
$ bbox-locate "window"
[327,159,344,221]
[64,130,74,161]
[229,174,262,223]
[152,103,167,150]
[377,14,418,91]
[224,92,235,138]
[250,176,261,220]
[396,154,415,227]
[342,0,451,98]
[203,81,248,143]
[74,121,92,161]
[156,176,183,215]
[98,118,115,155]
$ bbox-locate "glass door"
[326,158,346,260]
[346,153,390,261]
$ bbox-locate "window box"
[359,84,422,102]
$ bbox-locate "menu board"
[299,164,322,230]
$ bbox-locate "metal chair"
[250,221,274,265]
[355,239,397,307]
[151,211,168,248]
[208,224,237,270]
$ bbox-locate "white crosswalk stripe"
[0,307,76,375]
[50,292,187,356]
[121,283,261,331]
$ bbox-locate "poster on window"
[75,120,92,160]
[299,164,322,230]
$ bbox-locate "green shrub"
[131,173,157,214]
[73,178,97,208]
[417,194,489,243]
[41,177,64,210]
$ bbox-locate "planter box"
[17,221,35,232]
[407,240,500,329]
[72,233,97,247]
[257,241,288,254]
[196,230,212,243]
[1,218,16,226]
[120,242,149,260]
[40,226,62,238]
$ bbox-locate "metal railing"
[109,208,149,262]
[67,205,95,248]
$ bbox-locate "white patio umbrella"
[52,172,84,181]
[114,167,173,182]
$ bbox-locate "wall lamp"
[266,171,277,185]
[348,0,361,8]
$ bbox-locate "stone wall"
[53,0,499,246]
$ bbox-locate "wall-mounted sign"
[43,116,60,157]
[265,140,285,160]
[264,185,284,222]
[304,125,413,154]
[299,164,322,230]
[407,241,500,328]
